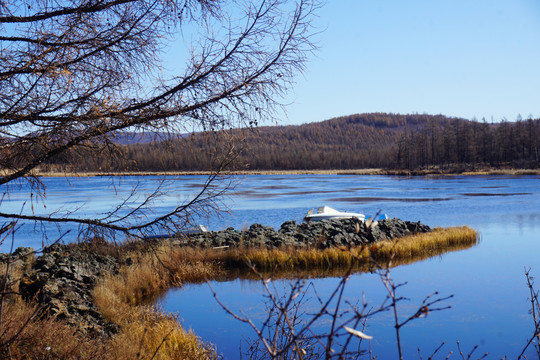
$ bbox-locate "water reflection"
[157,175,540,359]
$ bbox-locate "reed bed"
[148,226,475,273]
[93,254,218,359]
[95,226,478,294]
[367,225,478,263]
[90,225,477,359]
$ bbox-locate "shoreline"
[3,223,478,359]
[28,168,540,177]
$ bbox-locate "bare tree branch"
[0,0,320,239]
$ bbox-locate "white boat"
[304,206,366,222]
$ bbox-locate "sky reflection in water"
[157,175,540,359]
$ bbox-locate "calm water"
[1,175,540,358]
[158,175,540,359]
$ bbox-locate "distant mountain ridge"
[110,131,181,145]
[44,113,540,172]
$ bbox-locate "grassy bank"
[214,226,478,272]
[0,298,109,359]
[90,226,477,359]
[1,226,477,359]
[91,249,221,360]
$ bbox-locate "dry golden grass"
[0,298,108,359]
[107,309,216,360]
[0,225,477,359]
[461,169,540,176]
[213,226,478,273]
[93,250,218,360]
[89,225,476,359]
[148,226,476,274]
[97,226,477,288]
[366,225,477,262]
[162,226,476,277]
[94,283,215,360]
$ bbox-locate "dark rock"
[13,247,34,258]
[9,215,430,340]
[183,216,430,250]
[18,243,121,338]
[405,221,431,233]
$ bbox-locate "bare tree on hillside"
[0,0,319,240]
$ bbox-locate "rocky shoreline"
[2,217,430,337]
[177,217,430,249]
[3,244,123,337]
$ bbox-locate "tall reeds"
[366,225,478,263]
[92,225,478,307]
[92,250,219,360]
[193,226,478,273]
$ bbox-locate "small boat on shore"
[304,206,366,222]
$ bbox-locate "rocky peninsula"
[181,217,430,248]
[2,217,431,337]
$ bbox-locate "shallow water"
[2,175,540,358]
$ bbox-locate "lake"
[1,174,540,358]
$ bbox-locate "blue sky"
[280,0,540,125]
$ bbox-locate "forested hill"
[47,113,540,172]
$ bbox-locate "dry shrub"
[74,237,124,259]
[0,298,108,359]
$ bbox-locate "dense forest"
[43,113,540,172]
